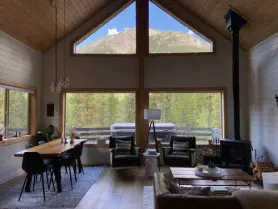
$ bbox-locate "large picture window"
[65,92,135,140]
[0,85,33,139]
[149,92,223,143]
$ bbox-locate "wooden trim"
[71,54,136,57]
[148,52,215,56]
[29,90,37,135]
[0,79,37,92]
[60,92,66,138]
[61,88,137,93]
[71,0,133,55]
[147,87,226,93]
[0,135,31,147]
[135,0,149,148]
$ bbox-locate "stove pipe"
[224,10,247,140]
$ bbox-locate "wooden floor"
[76,167,152,209]
[1,166,262,209]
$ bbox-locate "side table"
[143,151,160,177]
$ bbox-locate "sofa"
[153,172,278,209]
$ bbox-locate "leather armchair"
[109,136,141,167]
[162,136,196,167]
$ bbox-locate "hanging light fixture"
[59,0,70,88]
[50,0,61,93]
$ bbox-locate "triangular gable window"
[149,1,213,54]
[74,2,136,54]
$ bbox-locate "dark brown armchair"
[162,136,196,167]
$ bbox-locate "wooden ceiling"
[1,0,278,52]
[0,0,110,52]
[176,0,278,49]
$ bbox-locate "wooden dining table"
[14,138,87,193]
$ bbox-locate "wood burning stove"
[220,139,251,173]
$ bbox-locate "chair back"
[22,152,46,174]
[170,136,196,149]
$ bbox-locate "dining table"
[14,138,87,193]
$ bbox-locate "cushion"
[116,139,131,154]
[167,154,189,159]
[172,140,189,154]
[182,186,211,196]
[162,174,181,194]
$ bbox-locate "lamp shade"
[144,109,161,120]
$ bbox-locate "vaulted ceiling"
[1,0,278,52]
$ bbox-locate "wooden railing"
[67,126,221,142]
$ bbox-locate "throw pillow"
[172,140,189,154]
[163,176,181,194]
[182,186,211,196]
[115,139,131,154]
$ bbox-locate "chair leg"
[69,166,73,189]
[46,170,50,190]
[18,176,28,201]
[65,166,68,174]
[79,158,84,175]
[49,169,55,192]
[33,174,36,191]
[73,163,77,182]
[41,174,46,201]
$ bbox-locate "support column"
[135,0,149,147]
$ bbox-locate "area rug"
[143,186,154,209]
[0,167,104,209]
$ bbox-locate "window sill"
[0,135,32,147]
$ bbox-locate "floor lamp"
[143,109,161,153]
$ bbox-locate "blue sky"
[76,1,207,48]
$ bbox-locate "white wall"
[249,33,278,165]
[0,32,43,183]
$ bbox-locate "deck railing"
[67,126,221,142]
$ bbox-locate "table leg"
[25,173,33,192]
[53,159,62,193]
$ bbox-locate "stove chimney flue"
[224,9,247,140]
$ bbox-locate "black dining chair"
[60,148,78,189]
[19,152,55,201]
[75,141,85,175]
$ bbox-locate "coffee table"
[170,167,254,188]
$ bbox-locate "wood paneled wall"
[249,33,278,165]
[0,32,43,184]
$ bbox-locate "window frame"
[0,79,37,141]
[146,87,227,142]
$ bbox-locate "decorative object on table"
[69,126,78,144]
[196,163,204,171]
[50,0,61,94]
[275,94,278,106]
[143,109,161,153]
[250,155,274,180]
[195,165,224,178]
[211,186,233,196]
[58,0,70,88]
[162,136,196,167]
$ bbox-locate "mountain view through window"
[74,1,212,54]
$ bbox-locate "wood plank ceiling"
[0,0,278,52]
[0,0,111,52]
[176,0,278,49]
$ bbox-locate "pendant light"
[59,0,70,88]
[50,0,61,93]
